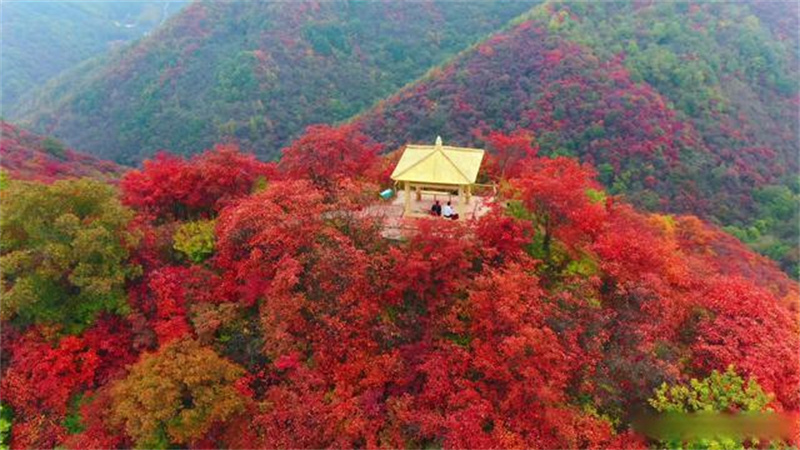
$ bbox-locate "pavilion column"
[457,185,466,219]
[466,184,472,204]
[404,181,411,216]
[415,185,421,201]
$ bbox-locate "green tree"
[173,220,216,263]
[0,404,11,450]
[649,366,775,449]
[41,137,66,159]
[0,178,139,332]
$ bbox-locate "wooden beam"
[457,185,465,219]
[401,182,460,192]
[403,181,411,216]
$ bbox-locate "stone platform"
[362,191,496,240]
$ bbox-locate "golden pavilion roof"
[390,136,485,185]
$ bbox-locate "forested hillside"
[0,1,185,111]
[10,1,797,276]
[1,131,797,448]
[0,122,124,184]
[11,1,535,163]
[2,2,798,448]
[352,1,799,275]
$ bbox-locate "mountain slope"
[0,122,124,183]
[349,1,799,275]
[2,143,797,448]
[11,0,536,163]
[526,2,800,275]
[0,1,186,111]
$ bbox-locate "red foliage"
[147,268,194,345]
[121,143,276,220]
[210,180,649,448]
[3,334,95,418]
[8,416,65,450]
[475,207,534,264]
[673,215,799,304]
[479,129,539,179]
[691,277,800,410]
[125,216,179,271]
[79,317,141,386]
[407,266,615,449]
[62,388,130,450]
[513,156,608,247]
[588,202,800,413]
[1,318,138,449]
[279,124,381,189]
[3,141,798,448]
[127,264,227,347]
[591,206,684,285]
[215,180,328,307]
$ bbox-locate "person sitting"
[442,201,454,219]
[431,200,442,216]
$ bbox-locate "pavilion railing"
[470,183,498,197]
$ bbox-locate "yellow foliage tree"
[110,339,246,448]
[173,219,216,263]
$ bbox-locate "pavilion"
[390,136,485,218]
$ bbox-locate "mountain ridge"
[10,0,537,163]
[0,121,125,183]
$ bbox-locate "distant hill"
[350,1,799,275]
[0,122,124,183]
[0,1,186,111]
[10,1,537,164]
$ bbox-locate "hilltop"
[1,135,797,448]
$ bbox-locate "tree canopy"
[0,178,138,332]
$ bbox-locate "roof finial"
[435,135,443,148]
